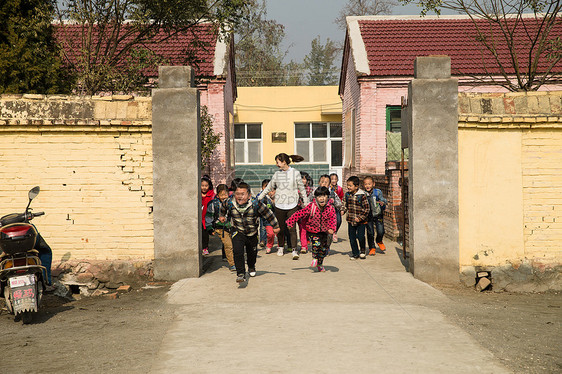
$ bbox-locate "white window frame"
[234,123,263,165]
[294,122,343,166]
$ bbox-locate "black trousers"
[274,206,299,250]
[231,232,258,275]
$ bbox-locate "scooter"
[0,187,46,324]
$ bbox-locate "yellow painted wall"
[458,91,562,270]
[458,128,525,266]
[234,86,342,164]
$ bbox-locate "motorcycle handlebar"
[33,212,45,217]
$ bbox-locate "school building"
[233,86,343,190]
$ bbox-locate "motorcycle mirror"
[28,186,40,200]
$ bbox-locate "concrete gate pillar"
[152,66,202,280]
[407,56,459,284]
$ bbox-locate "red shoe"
[368,248,377,256]
[377,242,386,251]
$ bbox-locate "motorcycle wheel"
[21,311,33,324]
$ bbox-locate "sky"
[266,0,442,63]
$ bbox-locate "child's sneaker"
[229,265,236,272]
[266,247,272,254]
[236,273,245,283]
[311,258,318,268]
[369,248,377,256]
[332,234,338,243]
[259,241,266,248]
[349,255,359,260]
[359,250,366,259]
[300,248,308,254]
[292,250,300,260]
[377,242,386,251]
[202,248,209,255]
[317,266,326,272]
[277,248,284,256]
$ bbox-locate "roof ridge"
[347,13,546,22]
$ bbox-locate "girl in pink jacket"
[286,187,337,272]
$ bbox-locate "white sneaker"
[292,250,299,260]
[277,248,284,256]
[249,268,257,277]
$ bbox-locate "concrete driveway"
[152,226,510,373]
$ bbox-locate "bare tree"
[401,0,562,91]
[55,0,249,94]
[335,0,398,30]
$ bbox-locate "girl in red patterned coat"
[286,187,337,272]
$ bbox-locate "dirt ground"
[435,286,561,374]
[0,275,559,374]
[0,285,176,374]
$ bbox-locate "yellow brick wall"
[0,95,153,261]
[458,91,562,270]
[522,130,562,260]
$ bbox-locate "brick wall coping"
[459,115,562,129]
[458,90,562,117]
[0,94,150,101]
[0,119,151,132]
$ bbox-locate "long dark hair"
[275,153,304,165]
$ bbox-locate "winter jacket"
[286,199,337,234]
[205,197,231,232]
[201,189,215,229]
[365,188,387,219]
[343,189,370,226]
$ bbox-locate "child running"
[205,184,236,271]
[310,174,343,245]
[343,176,370,260]
[286,187,337,272]
[201,176,215,255]
[329,173,344,242]
[220,182,280,283]
[363,176,388,255]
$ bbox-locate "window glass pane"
[330,123,342,137]
[389,108,401,133]
[312,123,327,138]
[331,140,342,167]
[247,141,261,163]
[235,141,245,163]
[247,124,261,139]
[313,140,326,162]
[234,124,245,139]
[296,140,309,162]
[295,123,310,138]
[390,109,401,122]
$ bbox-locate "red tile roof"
[54,23,220,78]
[356,16,562,77]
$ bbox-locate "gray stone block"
[414,56,452,79]
[158,66,195,88]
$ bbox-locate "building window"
[294,122,342,166]
[386,106,401,132]
[234,123,262,164]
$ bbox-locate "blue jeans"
[34,232,52,285]
[335,210,342,232]
[366,217,385,249]
[348,223,366,257]
[259,218,268,243]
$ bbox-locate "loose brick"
[102,292,119,299]
[117,285,132,293]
